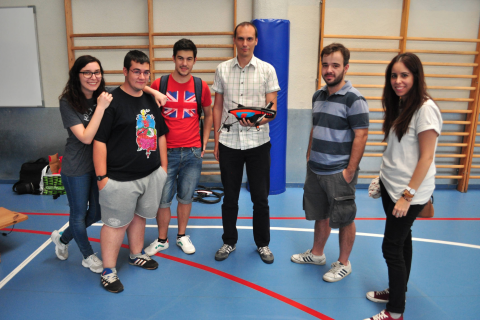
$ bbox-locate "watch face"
[410,188,416,195]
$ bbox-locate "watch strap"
[403,189,414,198]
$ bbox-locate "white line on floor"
[0,222,69,290]
[91,223,480,249]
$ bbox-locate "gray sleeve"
[59,98,83,129]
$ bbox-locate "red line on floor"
[355,218,480,221]
[21,212,70,216]
[17,212,480,221]
[152,247,333,319]
[0,228,51,235]
[2,230,333,320]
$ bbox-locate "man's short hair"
[321,43,350,66]
[173,39,197,59]
[234,21,258,39]
[124,50,150,70]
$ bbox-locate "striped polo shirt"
[308,80,369,175]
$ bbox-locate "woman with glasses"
[51,55,112,273]
[364,53,442,320]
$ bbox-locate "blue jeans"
[60,171,101,258]
[160,147,202,208]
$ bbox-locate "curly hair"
[382,53,432,142]
[59,55,106,114]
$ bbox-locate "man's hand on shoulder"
[153,91,168,107]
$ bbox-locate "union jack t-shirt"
[151,75,212,148]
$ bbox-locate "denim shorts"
[303,165,358,229]
[99,167,167,228]
[160,147,202,208]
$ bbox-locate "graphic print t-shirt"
[150,75,212,148]
[95,87,169,181]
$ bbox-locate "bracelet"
[402,195,412,202]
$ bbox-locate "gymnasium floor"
[0,183,479,320]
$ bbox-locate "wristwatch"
[97,174,108,181]
[406,186,416,196]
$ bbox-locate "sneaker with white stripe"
[101,268,124,293]
[323,260,352,282]
[128,251,158,270]
[215,244,236,261]
[291,249,326,265]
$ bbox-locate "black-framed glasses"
[129,69,151,77]
[79,71,102,79]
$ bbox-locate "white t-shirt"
[380,99,443,205]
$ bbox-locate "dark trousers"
[219,142,271,247]
[380,179,426,314]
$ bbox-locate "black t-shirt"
[95,87,169,181]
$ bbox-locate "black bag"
[12,158,49,195]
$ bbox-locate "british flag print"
[163,90,197,119]
[184,91,197,104]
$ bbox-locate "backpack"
[12,158,49,194]
[159,75,204,150]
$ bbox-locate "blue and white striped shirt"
[308,80,369,175]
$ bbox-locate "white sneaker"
[291,249,326,265]
[144,239,169,256]
[51,230,68,260]
[82,253,103,273]
[323,260,352,282]
[176,235,195,254]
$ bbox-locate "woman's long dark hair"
[59,55,106,114]
[382,53,431,142]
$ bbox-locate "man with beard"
[291,43,369,282]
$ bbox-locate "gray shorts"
[99,167,167,228]
[303,165,358,229]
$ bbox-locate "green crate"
[42,174,66,195]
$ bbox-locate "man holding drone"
[212,21,280,264]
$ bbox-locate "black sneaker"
[128,252,159,270]
[215,244,236,261]
[101,268,124,293]
[257,246,274,264]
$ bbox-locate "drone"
[218,101,276,132]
